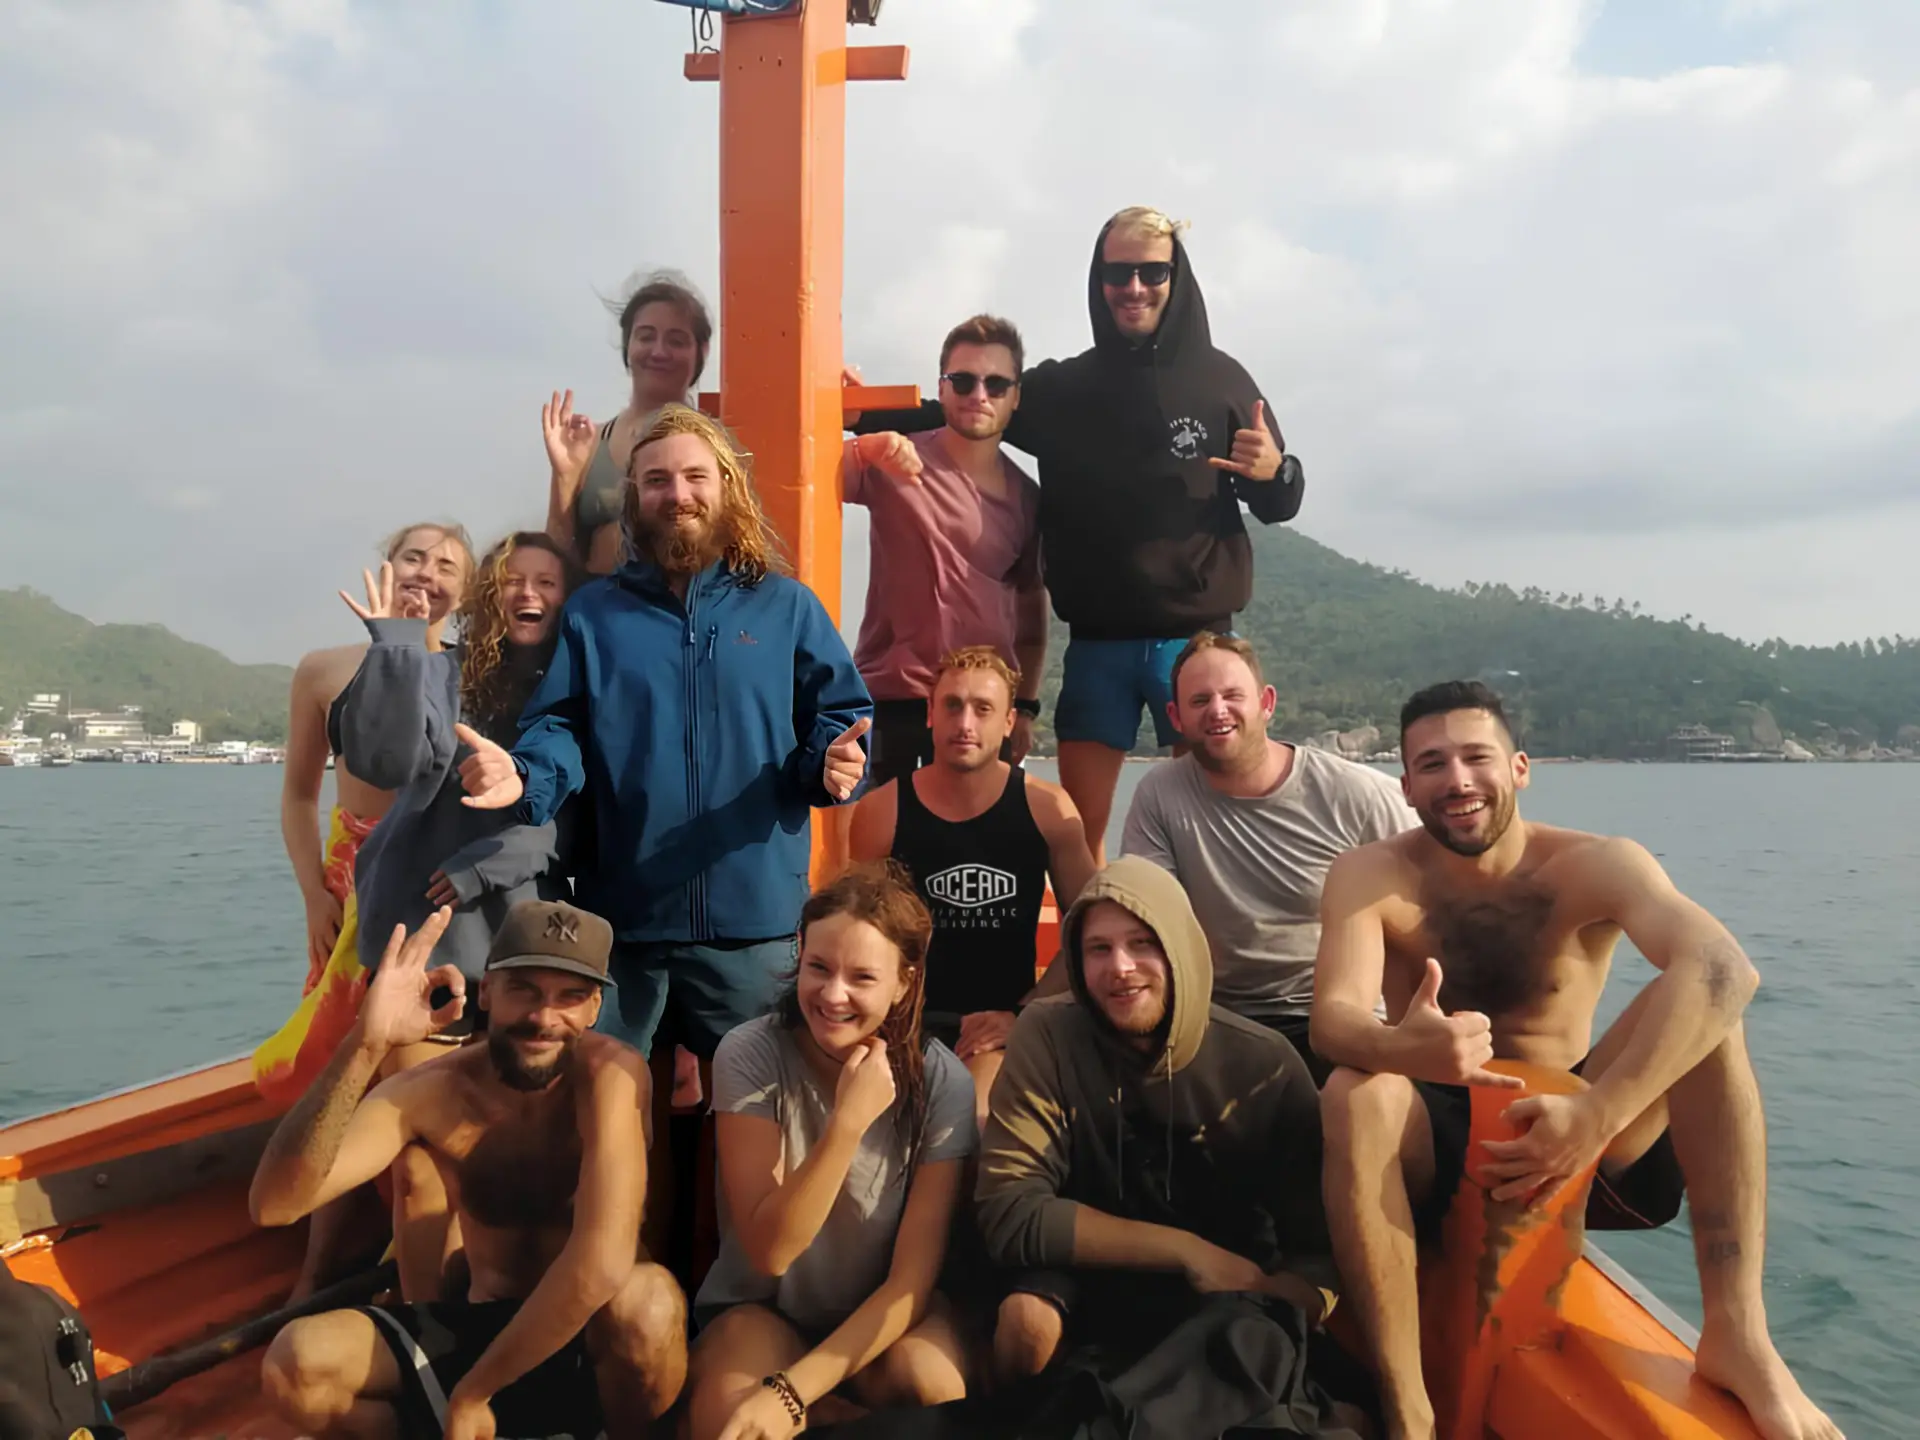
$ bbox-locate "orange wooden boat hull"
[0,900,1763,1439]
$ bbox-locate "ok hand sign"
[356,907,463,1053]
[543,389,598,485]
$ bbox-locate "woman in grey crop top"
[685,863,977,1438]
[543,270,713,574]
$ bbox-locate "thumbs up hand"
[1394,958,1525,1088]
[823,715,872,802]
[1208,399,1283,481]
[454,723,525,811]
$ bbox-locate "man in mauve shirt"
[842,314,1049,787]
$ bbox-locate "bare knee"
[993,1292,1063,1381]
[864,1335,967,1408]
[261,1319,354,1427]
[592,1262,688,1364]
[1321,1066,1414,1149]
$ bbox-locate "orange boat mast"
[682,1,916,873]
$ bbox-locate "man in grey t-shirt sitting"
[1120,633,1415,1081]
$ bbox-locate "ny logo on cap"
[545,912,580,944]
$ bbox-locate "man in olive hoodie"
[976,855,1335,1383]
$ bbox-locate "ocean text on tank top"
[890,768,1050,1017]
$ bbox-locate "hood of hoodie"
[1062,855,1214,1078]
[1085,225,1211,367]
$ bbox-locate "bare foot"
[1696,1322,1844,1440]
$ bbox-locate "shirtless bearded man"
[252,901,688,1440]
[1311,680,1841,1440]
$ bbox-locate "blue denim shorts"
[1053,637,1190,751]
[597,936,797,1060]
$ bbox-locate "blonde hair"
[379,521,476,591]
[458,532,584,724]
[620,403,787,585]
[1104,205,1188,245]
[933,645,1020,707]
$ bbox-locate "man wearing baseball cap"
[251,901,689,1440]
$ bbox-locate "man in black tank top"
[851,647,1097,1126]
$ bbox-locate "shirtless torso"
[387,1039,599,1302]
[1362,822,1641,1069]
[254,907,688,1439]
[1313,695,1842,1440]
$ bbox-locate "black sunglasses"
[941,371,1017,398]
[1099,260,1173,288]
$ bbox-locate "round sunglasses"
[941,371,1018,398]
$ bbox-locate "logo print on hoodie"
[1168,416,1208,461]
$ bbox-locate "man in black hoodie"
[853,207,1304,861]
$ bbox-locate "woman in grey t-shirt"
[687,863,977,1439]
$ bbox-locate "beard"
[487,1022,578,1092]
[1416,788,1518,857]
[637,504,726,575]
[1102,999,1168,1037]
[1188,726,1266,777]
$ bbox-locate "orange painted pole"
[691,6,908,881]
[712,5,848,619]
[706,5,849,881]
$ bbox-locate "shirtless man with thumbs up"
[1311,680,1842,1440]
[459,403,873,1084]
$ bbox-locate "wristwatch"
[1013,697,1042,718]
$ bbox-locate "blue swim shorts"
[598,936,797,1060]
[1053,637,1192,751]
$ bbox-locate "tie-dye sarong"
[253,806,378,1105]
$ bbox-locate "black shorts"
[362,1300,601,1440]
[1412,1055,1686,1246]
[1254,1012,1334,1089]
[870,699,935,790]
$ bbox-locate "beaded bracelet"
[762,1370,807,1428]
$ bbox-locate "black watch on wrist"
[1013,697,1042,718]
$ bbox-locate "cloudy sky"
[3,0,1915,665]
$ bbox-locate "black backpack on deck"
[0,1256,120,1440]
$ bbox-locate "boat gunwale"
[0,1054,278,1184]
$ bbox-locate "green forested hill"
[1030,528,1920,758]
[0,588,292,744]
[8,529,1917,760]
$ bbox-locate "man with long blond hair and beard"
[462,404,873,1097]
